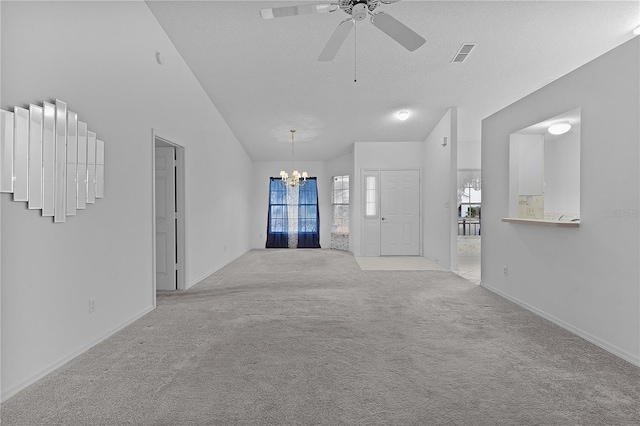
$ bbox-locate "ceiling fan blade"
[260,3,337,20]
[370,11,426,52]
[318,18,354,61]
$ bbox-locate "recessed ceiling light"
[548,123,571,135]
[634,25,640,35]
[397,110,410,121]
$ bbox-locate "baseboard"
[481,282,640,367]
[186,249,251,290]
[1,305,155,403]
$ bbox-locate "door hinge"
[174,263,178,271]
[174,212,178,219]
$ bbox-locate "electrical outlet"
[503,266,509,276]
[89,298,96,313]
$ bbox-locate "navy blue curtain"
[298,178,320,248]
[265,178,289,248]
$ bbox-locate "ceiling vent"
[452,43,476,63]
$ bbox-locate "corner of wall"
[449,107,459,272]
[423,108,457,270]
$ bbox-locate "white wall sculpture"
[0,99,105,222]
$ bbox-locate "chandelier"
[279,129,308,187]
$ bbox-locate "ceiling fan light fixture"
[548,123,571,135]
[397,110,410,121]
[352,3,368,21]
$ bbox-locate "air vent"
[452,43,476,63]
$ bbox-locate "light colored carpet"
[2,249,638,425]
[355,255,445,271]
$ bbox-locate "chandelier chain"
[279,129,307,187]
[291,129,295,172]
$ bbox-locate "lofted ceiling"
[146,0,639,161]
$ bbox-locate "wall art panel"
[66,111,78,216]
[28,104,44,209]
[2,99,105,222]
[76,121,88,210]
[87,131,96,204]
[42,102,56,216]
[54,100,68,223]
[0,110,14,193]
[13,107,30,202]
[96,139,104,198]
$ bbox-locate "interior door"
[380,170,420,255]
[155,146,177,290]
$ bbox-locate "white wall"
[352,142,425,256]
[516,134,544,196]
[458,140,481,170]
[251,161,330,249]
[544,129,580,216]
[482,37,639,365]
[423,109,458,271]
[1,1,252,400]
[325,152,353,181]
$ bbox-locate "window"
[457,169,481,218]
[331,176,349,251]
[266,177,320,249]
[331,175,349,234]
[298,181,319,235]
[268,179,287,233]
[365,175,377,218]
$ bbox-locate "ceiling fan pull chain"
[354,20,357,83]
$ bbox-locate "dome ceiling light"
[548,123,572,135]
[397,110,410,121]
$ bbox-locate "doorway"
[152,132,186,299]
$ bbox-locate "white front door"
[155,147,177,290]
[380,170,420,255]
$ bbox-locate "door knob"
[381,217,385,220]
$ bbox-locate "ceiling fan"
[260,0,426,61]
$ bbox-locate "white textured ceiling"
[146,1,638,161]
